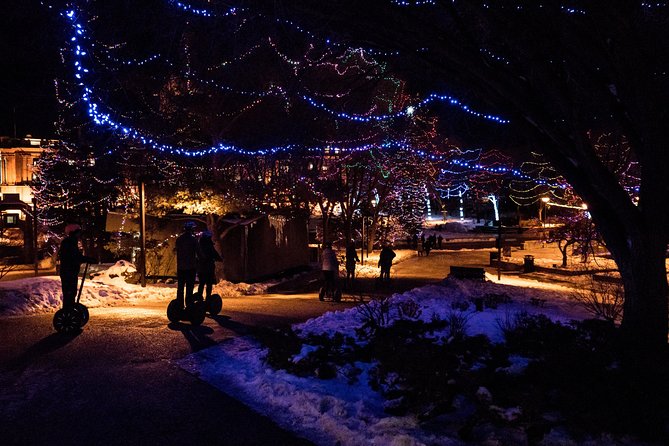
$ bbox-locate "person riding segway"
[167,221,206,325]
[53,224,96,334]
[193,230,223,316]
[319,241,342,302]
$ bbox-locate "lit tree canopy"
[50,1,669,349]
[230,1,669,350]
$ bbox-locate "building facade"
[0,137,52,263]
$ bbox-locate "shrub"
[482,292,512,309]
[571,276,624,323]
[445,310,472,339]
[397,299,422,319]
[355,297,392,336]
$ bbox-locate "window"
[3,214,19,226]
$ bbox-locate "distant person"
[412,234,418,250]
[437,234,443,249]
[378,244,396,283]
[417,238,424,257]
[424,238,432,256]
[196,230,223,300]
[176,221,198,310]
[321,242,339,292]
[345,241,359,285]
[58,224,95,309]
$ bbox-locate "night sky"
[0,1,61,139]
[0,1,517,150]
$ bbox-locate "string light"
[168,1,241,18]
[62,3,509,158]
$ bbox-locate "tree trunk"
[618,238,668,352]
[558,244,568,268]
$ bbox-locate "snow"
[0,256,621,444]
[178,275,596,445]
[0,260,277,316]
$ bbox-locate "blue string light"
[63,3,510,158]
[168,1,241,18]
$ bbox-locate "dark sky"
[0,1,61,139]
[0,1,520,151]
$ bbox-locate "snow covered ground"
[0,255,629,444]
[0,260,277,317]
[179,275,598,446]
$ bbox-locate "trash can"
[489,251,499,266]
[523,255,535,273]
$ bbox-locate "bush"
[445,310,472,339]
[571,276,624,323]
[355,297,392,336]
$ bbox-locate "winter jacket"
[378,247,396,267]
[345,245,359,268]
[176,232,198,270]
[58,235,95,276]
[321,248,339,271]
[197,236,222,274]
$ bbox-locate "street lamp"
[541,197,550,227]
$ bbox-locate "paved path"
[0,296,358,445]
[0,250,492,445]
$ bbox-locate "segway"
[188,291,222,316]
[203,292,223,316]
[319,276,342,303]
[166,293,207,326]
[53,263,91,334]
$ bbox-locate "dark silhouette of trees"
[258,1,669,351]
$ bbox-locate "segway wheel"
[334,288,342,303]
[188,301,207,326]
[167,299,182,323]
[53,308,83,334]
[207,294,222,316]
[318,287,326,301]
[73,303,90,326]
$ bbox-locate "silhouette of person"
[176,221,198,309]
[378,244,396,282]
[197,230,223,300]
[58,224,95,309]
[424,237,432,256]
[437,234,443,249]
[321,241,339,292]
[345,241,359,285]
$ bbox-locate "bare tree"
[260,1,669,351]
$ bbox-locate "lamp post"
[361,216,365,265]
[541,197,550,228]
[32,197,38,277]
[139,179,146,287]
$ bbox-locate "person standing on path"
[176,221,198,309]
[345,241,359,286]
[58,224,96,309]
[378,244,396,283]
[197,230,223,300]
[320,241,339,293]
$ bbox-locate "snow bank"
[180,277,593,445]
